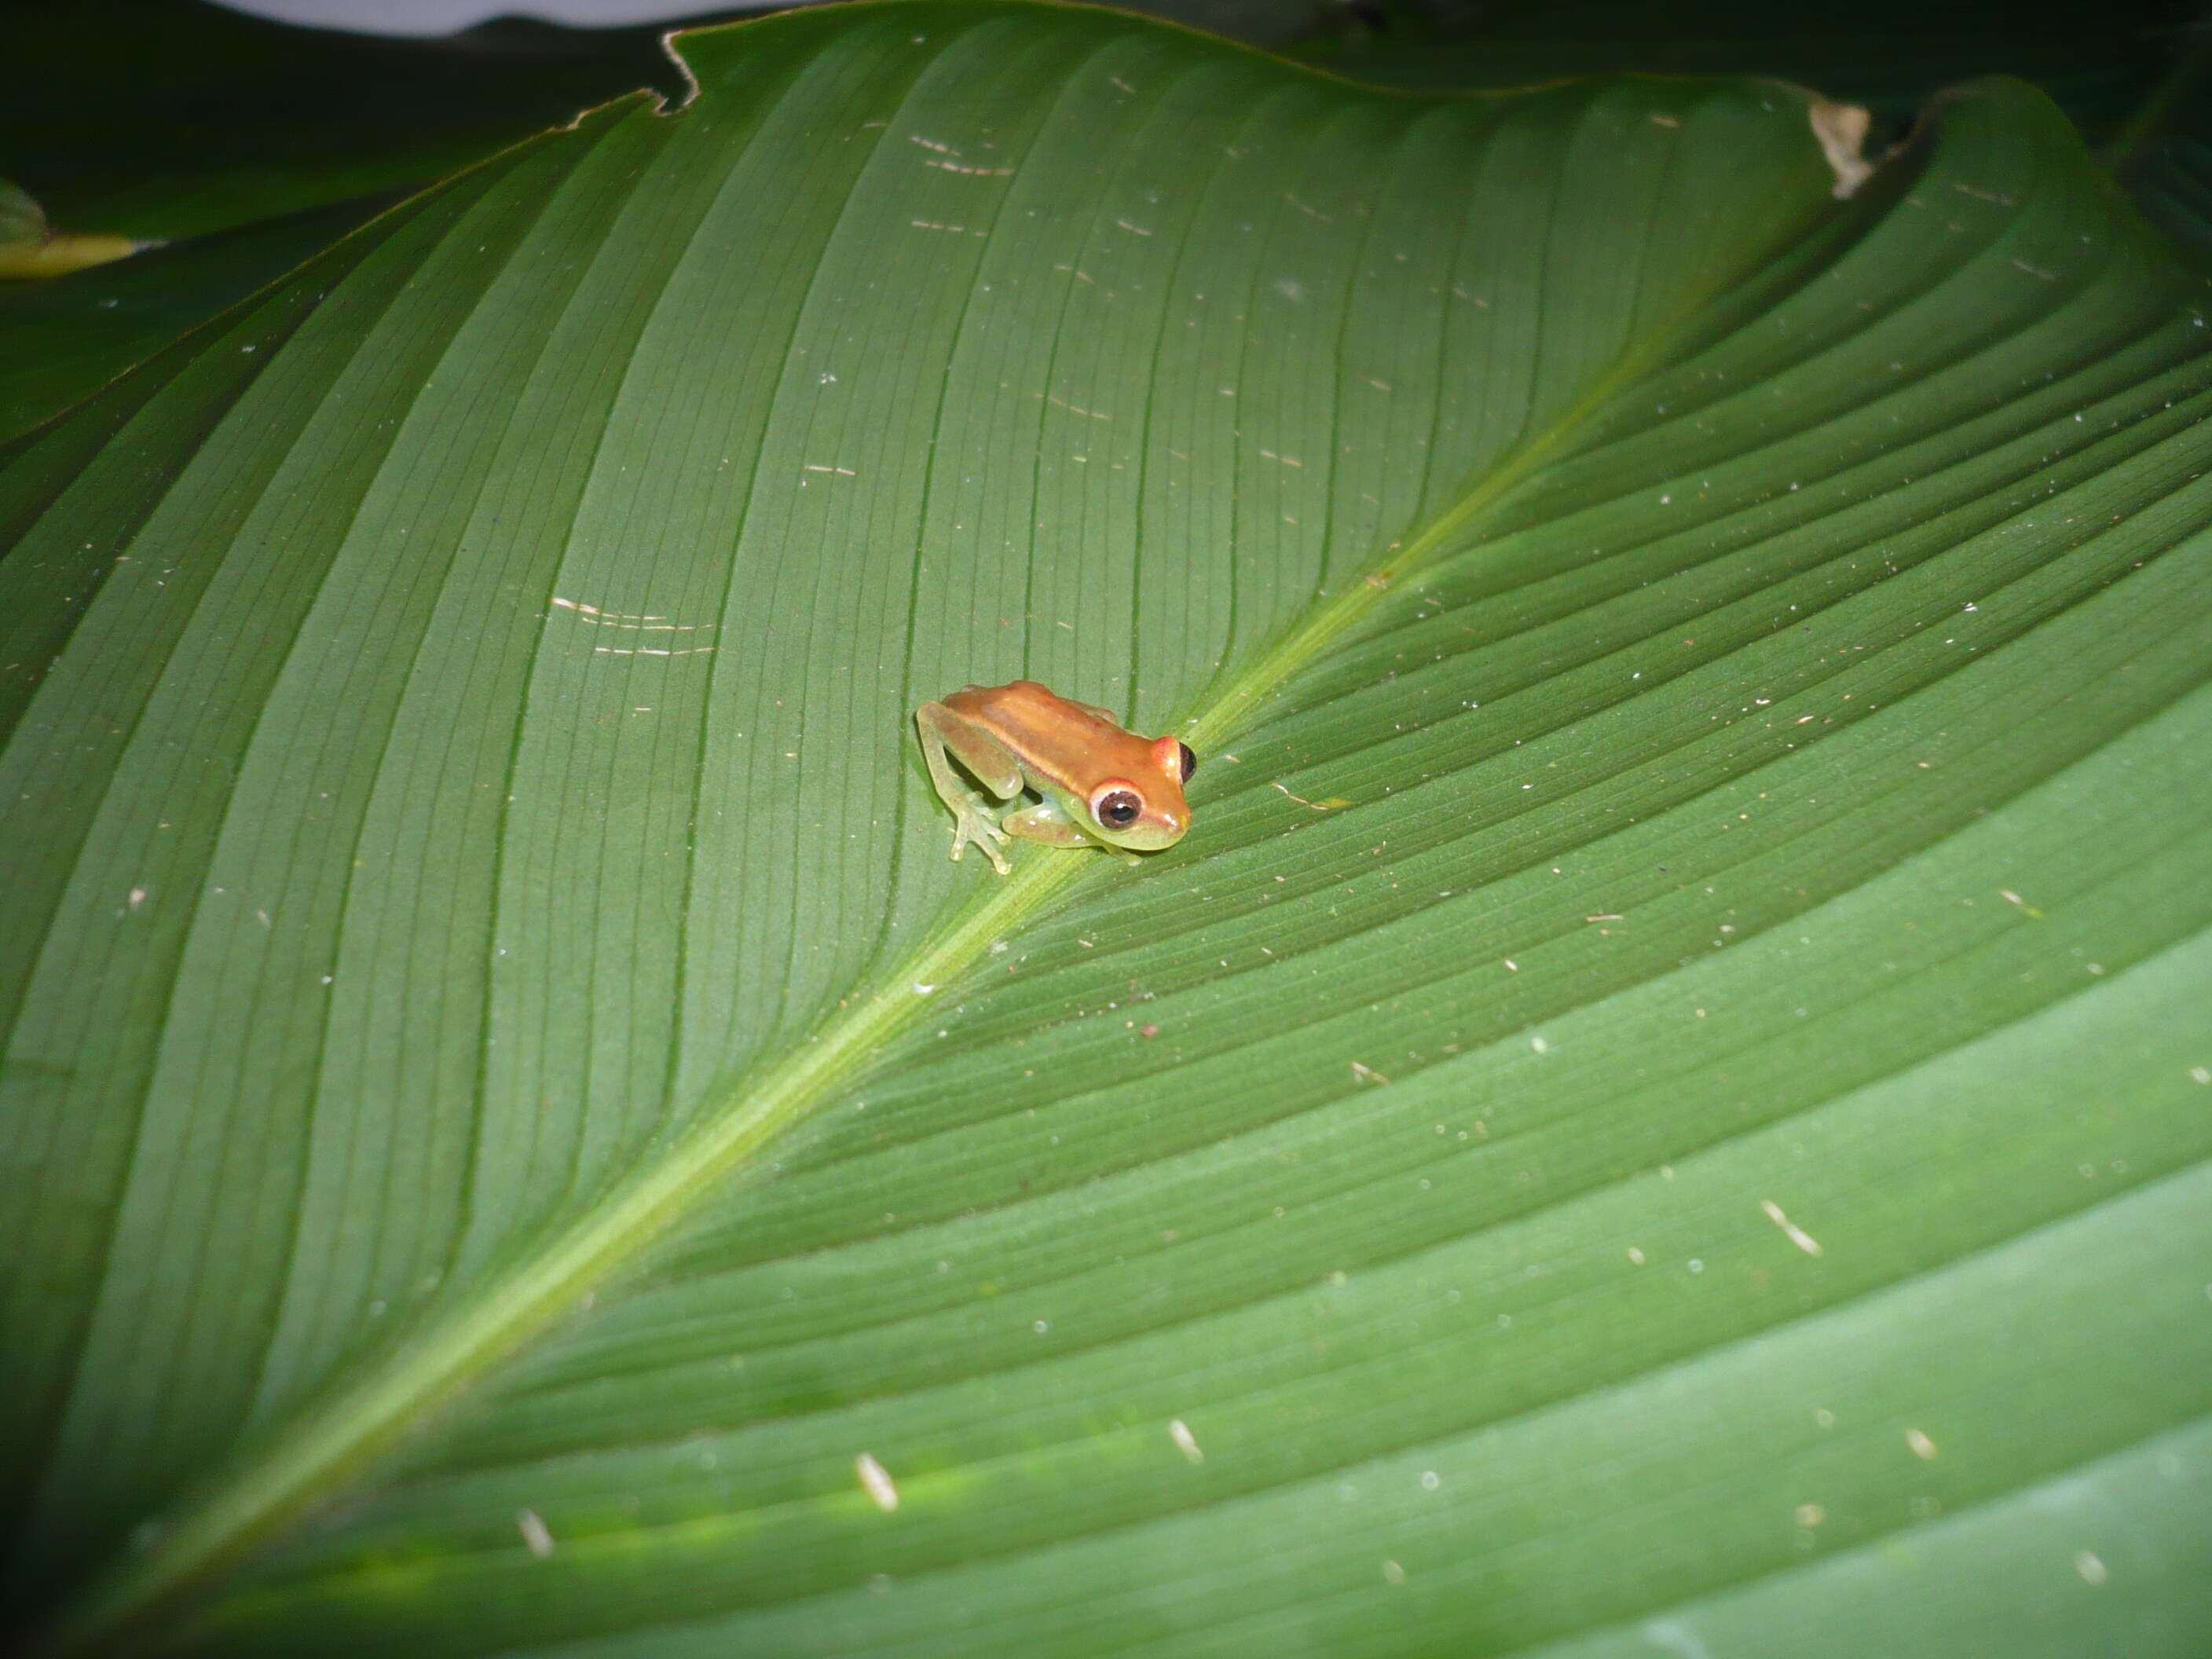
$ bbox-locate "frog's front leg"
[915,701,1022,873]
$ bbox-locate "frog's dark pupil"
[1097,789,1141,827]
[1176,742,1198,782]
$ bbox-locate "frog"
[914,679,1197,873]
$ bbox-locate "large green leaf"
[5,3,2210,1654]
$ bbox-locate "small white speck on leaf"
[2075,1550,2108,1585]
[1169,1419,1203,1463]
[1906,1427,1939,1460]
[1760,1199,1824,1256]
[855,1453,899,1512]
[516,1509,555,1558]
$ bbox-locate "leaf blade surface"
[2,8,2207,1656]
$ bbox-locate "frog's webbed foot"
[947,797,1013,874]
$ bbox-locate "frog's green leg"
[914,701,1020,873]
[1002,797,1093,848]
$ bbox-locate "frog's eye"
[1093,787,1143,829]
[1151,733,1197,783]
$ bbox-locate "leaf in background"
[0,193,406,441]
[2108,35,2212,273]
[0,0,684,429]
[1291,0,2185,138]
[0,0,685,244]
[3,4,2210,1657]
[0,178,144,280]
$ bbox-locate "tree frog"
[914,679,1197,873]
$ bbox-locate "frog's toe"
[974,829,1013,874]
[949,807,1013,874]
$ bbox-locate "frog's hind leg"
[1002,798,1092,848]
[915,701,1021,873]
